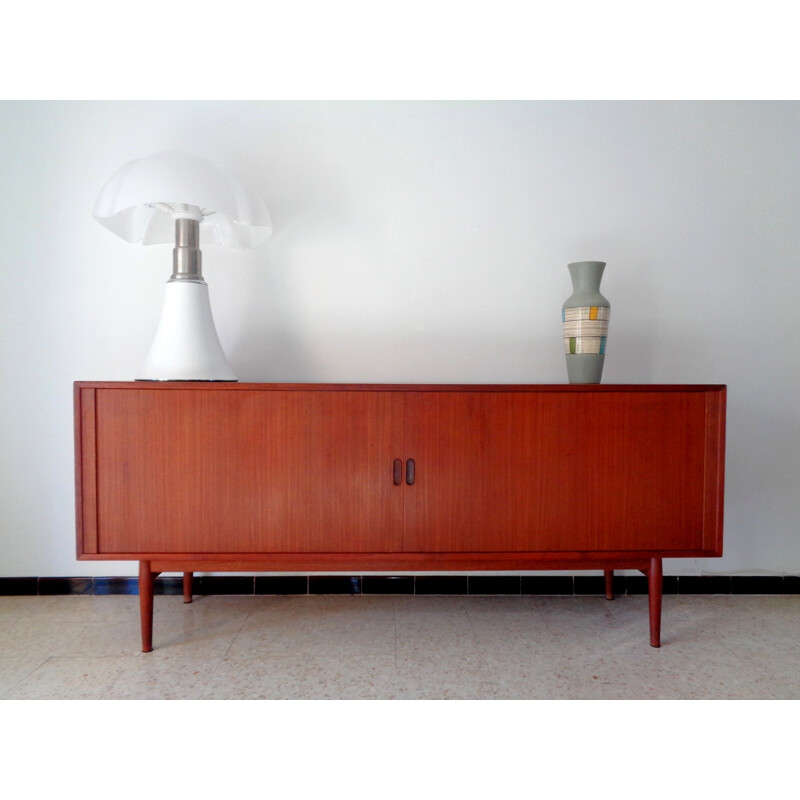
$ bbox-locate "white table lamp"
[94,150,272,381]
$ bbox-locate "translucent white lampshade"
[93,150,272,248]
[93,151,272,381]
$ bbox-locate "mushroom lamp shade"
[94,151,272,381]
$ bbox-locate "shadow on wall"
[224,242,319,382]
[233,326,319,383]
[721,398,800,572]
[232,328,570,385]
[225,297,729,385]
[605,331,734,385]
[602,332,660,383]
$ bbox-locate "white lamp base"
[137,280,237,381]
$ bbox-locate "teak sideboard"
[74,382,726,651]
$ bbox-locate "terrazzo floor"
[1,593,798,699]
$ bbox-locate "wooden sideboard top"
[75,382,726,393]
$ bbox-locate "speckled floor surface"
[1,593,798,699]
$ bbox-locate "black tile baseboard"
[309,576,362,595]
[469,576,521,595]
[415,576,469,595]
[2,575,799,597]
[193,576,255,595]
[255,576,309,595]
[676,575,732,594]
[574,576,609,595]
[362,576,415,595]
[521,576,574,595]
[730,576,787,595]
[38,577,93,596]
[0,577,37,595]
[625,576,680,595]
[91,577,138,595]
[784,575,800,594]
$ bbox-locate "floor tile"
[199,655,310,700]
[312,618,397,657]
[301,654,398,699]
[5,655,220,700]
[0,656,50,696]
[1,594,798,700]
[394,652,502,699]
[5,657,129,700]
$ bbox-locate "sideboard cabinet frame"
[74,383,726,651]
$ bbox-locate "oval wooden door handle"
[393,459,402,485]
[406,458,415,485]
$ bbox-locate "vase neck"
[568,261,606,292]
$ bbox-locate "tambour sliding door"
[401,390,711,553]
[93,387,405,554]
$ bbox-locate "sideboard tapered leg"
[604,570,614,600]
[647,557,663,648]
[139,560,156,653]
[183,572,193,603]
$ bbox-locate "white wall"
[1,100,798,578]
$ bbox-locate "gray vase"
[562,261,610,384]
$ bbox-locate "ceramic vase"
[562,261,610,384]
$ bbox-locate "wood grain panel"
[94,388,404,553]
[74,386,98,555]
[702,389,726,554]
[77,383,724,562]
[403,390,713,553]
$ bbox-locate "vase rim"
[568,260,606,267]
